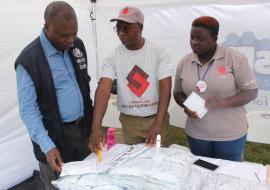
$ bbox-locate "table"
[52,144,270,190]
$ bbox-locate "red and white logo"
[127,65,149,97]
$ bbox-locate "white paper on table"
[183,92,208,118]
[60,160,96,177]
[54,144,270,190]
[216,161,266,183]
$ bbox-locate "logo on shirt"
[127,65,149,97]
[72,48,83,58]
[72,47,86,69]
[217,66,226,75]
[222,31,270,90]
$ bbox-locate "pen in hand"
[97,144,102,163]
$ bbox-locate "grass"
[167,125,270,165]
[103,125,270,165]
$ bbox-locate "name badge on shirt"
[196,80,207,92]
[73,48,86,70]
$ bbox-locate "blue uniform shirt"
[16,30,84,154]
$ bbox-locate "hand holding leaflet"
[183,92,208,119]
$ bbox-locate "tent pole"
[90,0,99,81]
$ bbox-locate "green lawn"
[104,125,270,165]
[167,125,270,165]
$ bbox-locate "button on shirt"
[16,30,84,154]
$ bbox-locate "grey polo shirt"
[174,45,257,141]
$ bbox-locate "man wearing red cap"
[89,6,174,152]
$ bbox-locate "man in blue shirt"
[15,1,93,189]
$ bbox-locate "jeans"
[187,134,247,161]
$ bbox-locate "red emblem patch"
[123,8,129,14]
[218,66,226,75]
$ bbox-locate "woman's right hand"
[88,127,106,153]
[184,107,198,118]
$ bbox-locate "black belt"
[63,118,82,126]
[122,113,156,118]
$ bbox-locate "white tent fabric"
[0,0,270,189]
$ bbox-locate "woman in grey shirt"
[173,16,258,161]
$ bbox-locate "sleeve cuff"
[40,137,56,155]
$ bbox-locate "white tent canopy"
[1,0,270,189]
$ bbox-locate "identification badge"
[196,80,207,92]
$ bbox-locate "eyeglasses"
[113,24,137,33]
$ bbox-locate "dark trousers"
[39,123,90,190]
[59,123,90,162]
[39,161,58,190]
